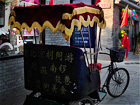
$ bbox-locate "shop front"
[114,0,140,55]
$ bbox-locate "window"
[0,4,5,27]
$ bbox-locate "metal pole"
[21,30,24,43]
[88,26,93,71]
[80,29,91,72]
[42,30,45,44]
[34,28,37,44]
[40,32,42,44]
[95,28,102,63]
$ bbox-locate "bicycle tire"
[106,68,130,97]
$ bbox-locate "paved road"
[98,59,140,105]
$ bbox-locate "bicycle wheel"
[107,68,130,97]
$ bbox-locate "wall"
[4,4,10,29]
[113,5,120,47]
[72,0,91,5]
[0,57,30,105]
[101,0,114,48]
[45,0,70,46]
[135,9,140,33]
[98,0,114,60]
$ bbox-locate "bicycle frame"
[101,61,117,89]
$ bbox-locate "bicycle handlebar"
[99,52,110,56]
[106,47,110,50]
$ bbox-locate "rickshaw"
[8,2,129,105]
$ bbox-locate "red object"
[120,6,129,28]
[121,34,130,58]
[121,33,127,44]
[25,0,30,2]
[49,0,53,5]
[19,36,22,40]
[34,0,40,5]
[95,0,101,5]
[9,3,106,41]
[97,63,102,71]
[89,63,102,71]
[124,35,130,58]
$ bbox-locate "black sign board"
[24,44,100,101]
[70,24,97,48]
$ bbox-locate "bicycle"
[70,47,130,105]
[99,47,130,98]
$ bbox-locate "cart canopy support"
[8,3,106,41]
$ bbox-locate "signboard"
[21,0,39,4]
[24,44,85,99]
[23,29,39,35]
[70,24,97,48]
[99,3,111,9]
[24,44,100,100]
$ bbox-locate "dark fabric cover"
[9,3,106,41]
[24,44,100,101]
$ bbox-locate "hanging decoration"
[119,5,137,58]
[21,0,40,5]
[121,7,138,21]
[49,0,53,5]
[119,30,130,58]
[120,5,129,28]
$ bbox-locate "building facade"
[99,0,140,52]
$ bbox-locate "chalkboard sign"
[70,24,97,48]
[24,44,100,101]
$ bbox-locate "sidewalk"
[98,51,140,105]
[124,51,140,62]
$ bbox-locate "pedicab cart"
[8,3,106,105]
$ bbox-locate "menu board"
[70,24,97,48]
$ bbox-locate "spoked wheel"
[107,68,130,97]
[69,96,95,105]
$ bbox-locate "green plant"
[118,29,123,42]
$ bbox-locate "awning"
[8,3,106,41]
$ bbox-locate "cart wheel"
[69,96,95,105]
[107,68,130,97]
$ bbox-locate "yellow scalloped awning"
[9,3,106,41]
